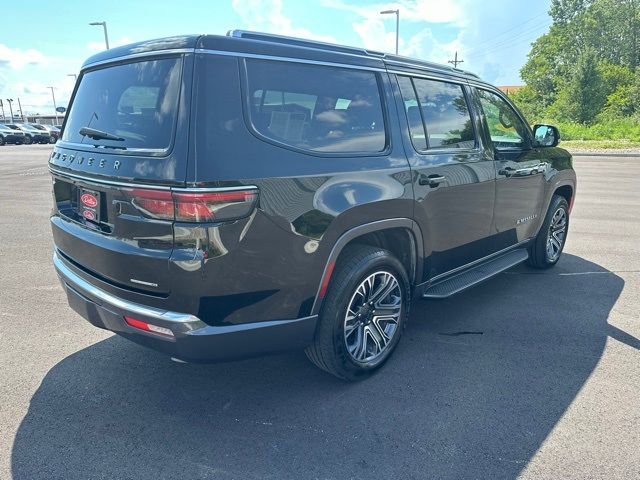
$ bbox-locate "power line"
[465,11,549,52]
[465,22,551,57]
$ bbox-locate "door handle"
[499,166,515,177]
[419,174,446,187]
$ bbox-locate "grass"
[527,118,640,150]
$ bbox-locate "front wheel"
[0,136,4,146]
[23,135,32,145]
[305,245,410,381]
[528,195,570,268]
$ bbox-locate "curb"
[570,152,640,157]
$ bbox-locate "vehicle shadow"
[11,254,630,479]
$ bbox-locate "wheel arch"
[310,218,423,316]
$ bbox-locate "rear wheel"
[528,194,569,268]
[23,135,32,145]
[0,136,4,146]
[305,245,410,381]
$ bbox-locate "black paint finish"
[50,32,576,362]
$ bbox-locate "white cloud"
[232,0,337,43]
[322,0,469,26]
[86,37,132,52]
[0,44,48,70]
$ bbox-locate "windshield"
[62,56,183,150]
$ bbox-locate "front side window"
[62,57,183,150]
[477,89,530,150]
[245,59,386,154]
[412,78,475,149]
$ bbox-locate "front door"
[395,74,496,280]
[474,88,546,250]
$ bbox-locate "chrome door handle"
[419,174,446,187]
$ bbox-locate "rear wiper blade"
[79,126,124,142]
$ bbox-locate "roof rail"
[227,29,481,80]
[227,30,386,58]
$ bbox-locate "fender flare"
[310,218,424,316]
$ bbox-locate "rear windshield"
[62,56,183,151]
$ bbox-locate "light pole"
[6,99,14,122]
[48,87,59,124]
[380,9,400,55]
[89,21,110,49]
[0,100,5,122]
[67,73,77,81]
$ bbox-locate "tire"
[23,135,32,145]
[305,245,410,381]
[0,136,4,146]
[49,136,56,144]
[528,194,569,269]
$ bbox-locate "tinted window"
[477,89,530,150]
[245,59,386,153]
[396,76,427,151]
[411,78,475,149]
[62,57,182,150]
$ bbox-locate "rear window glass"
[411,77,475,149]
[245,59,386,154]
[62,57,182,150]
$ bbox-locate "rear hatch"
[50,53,191,306]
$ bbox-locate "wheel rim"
[546,207,567,262]
[344,270,402,364]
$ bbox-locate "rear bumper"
[53,251,317,362]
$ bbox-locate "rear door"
[394,74,496,279]
[50,54,191,304]
[473,87,546,249]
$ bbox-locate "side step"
[422,248,529,299]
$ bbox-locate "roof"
[81,30,482,82]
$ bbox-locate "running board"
[422,248,529,299]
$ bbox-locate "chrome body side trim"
[195,48,386,72]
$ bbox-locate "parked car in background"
[29,123,59,143]
[0,123,25,145]
[50,32,576,380]
[7,123,50,144]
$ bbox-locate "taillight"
[128,189,174,220]
[126,188,258,223]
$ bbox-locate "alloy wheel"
[344,270,402,364]
[546,207,567,262]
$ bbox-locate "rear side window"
[245,59,386,154]
[62,57,182,151]
[400,76,475,150]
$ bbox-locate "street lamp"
[48,87,59,124]
[89,21,110,49]
[67,73,77,81]
[6,99,14,122]
[380,9,400,55]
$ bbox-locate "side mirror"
[533,124,560,148]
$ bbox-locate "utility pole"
[6,99,14,122]
[48,87,59,124]
[448,51,464,68]
[17,98,25,122]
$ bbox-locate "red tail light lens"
[126,188,258,223]
[128,189,174,220]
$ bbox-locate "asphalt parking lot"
[0,144,638,479]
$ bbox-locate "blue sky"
[0,0,552,116]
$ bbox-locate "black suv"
[50,31,576,380]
